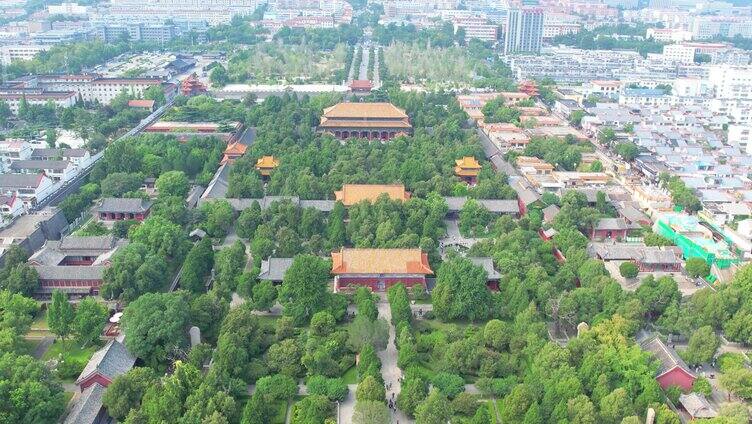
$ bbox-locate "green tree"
[289,395,332,424]
[353,400,390,424]
[432,256,492,322]
[255,374,299,402]
[266,338,304,377]
[48,289,74,340]
[431,372,465,399]
[209,64,229,87]
[567,395,596,424]
[692,377,712,397]
[251,280,277,311]
[356,375,386,402]
[398,376,428,417]
[199,200,235,238]
[74,297,108,346]
[683,326,719,365]
[415,389,453,424]
[122,291,190,368]
[100,172,144,197]
[347,315,389,351]
[501,384,534,422]
[102,367,157,420]
[720,368,752,399]
[278,255,332,325]
[155,170,189,198]
[0,264,39,296]
[685,257,710,279]
[0,352,66,423]
[599,388,632,424]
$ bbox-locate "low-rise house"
[516,156,554,175]
[10,159,78,182]
[468,257,502,290]
[75,340,136,391]
[0,173,56,207]
[0,139,33,170]
[31,148,93,170]
[127,99,155,111]
[96,198,152,221]
[678,393,717,420]
[590,217,629,240]
[258,257,294,284]
[640,335,696,391]
[542,204,560,224]
[0,193,24,227]
[63,382,108,424]
[255,155,279,177]
[332,248,433,291]
[444,197,520,218]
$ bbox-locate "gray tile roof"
[468,257,501,280]
[443,197,519,214]
[542,204,560,223]
[63,382,106,424]
[679,393,717,419]
[10,159,71,171]
[96,198,152,214]
[60,235,117,251]
[258,257,294,282]
[75,340,135,386]
[31,148,87,159]
[34,265,106,280]
[640,335,694,377]
[593,217,628,231]
[0,173,46,189]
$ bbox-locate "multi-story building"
[452,17,498,43]
[35,74,167,104]
[503,8,543,55]
[728,124,752,153]
[93,23,177,44]
[9,160,78,183]
[663,43,696,65]
[0,90,77,114]
[108,0,263,25]
[47,2,88,16]
[707,65,752,100]
[0,44,49,66]
[646,28,693,43]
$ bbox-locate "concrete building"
[0,44,49,66]
[48,2,88,15]
[0,173,56,207]
[503,8,543,55]
[663,43,696,65]
[452,17,498,43]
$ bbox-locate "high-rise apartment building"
[504,8,544,55]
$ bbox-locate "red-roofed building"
[127,99,155,111]
[332,248,433,291]
[350,80,372,94]
[180,73,207,97]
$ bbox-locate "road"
[32,99,174,211]
[358,46,370,81]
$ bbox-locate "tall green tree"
[415,389,453,424]
[278,255,332,325]
[48,290,74,340]
[74,297,108,346]
[432,256,492,322]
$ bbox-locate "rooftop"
[331,248,433,275]
[75,340,136,386]
[322,102,408,119]
[96,198,152,214]
[334,184,410,206]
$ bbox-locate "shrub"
[619,262,639,278]
[57,357,86,380]
[431,372,465,399]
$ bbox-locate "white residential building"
[0,91,78,114]
[0,194,24,228]
[708,65,752,100]
[0,140,33,171]
[0,45,49,66]
[0,173,56,207]
[728,125,752,153]
[48,2,89,15]
[663,44,696,65]
[9,160,78,183]
[504,8,543,55]
[36,74,166,105]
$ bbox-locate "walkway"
[358,46,370,81]
[32,336,54,359]
[339,384,358,423]
[377,301,412,423]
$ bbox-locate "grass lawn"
[341,365,357,384]
[414,318,476,334]
[254,314,280,330]
[43,339,97,363]
[31,312,49,330]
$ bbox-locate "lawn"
[341,365,357,384]
[413,318,476,334]
[43,340,97,363]
[254,314,280,330]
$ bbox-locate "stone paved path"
[377,301,412,423]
